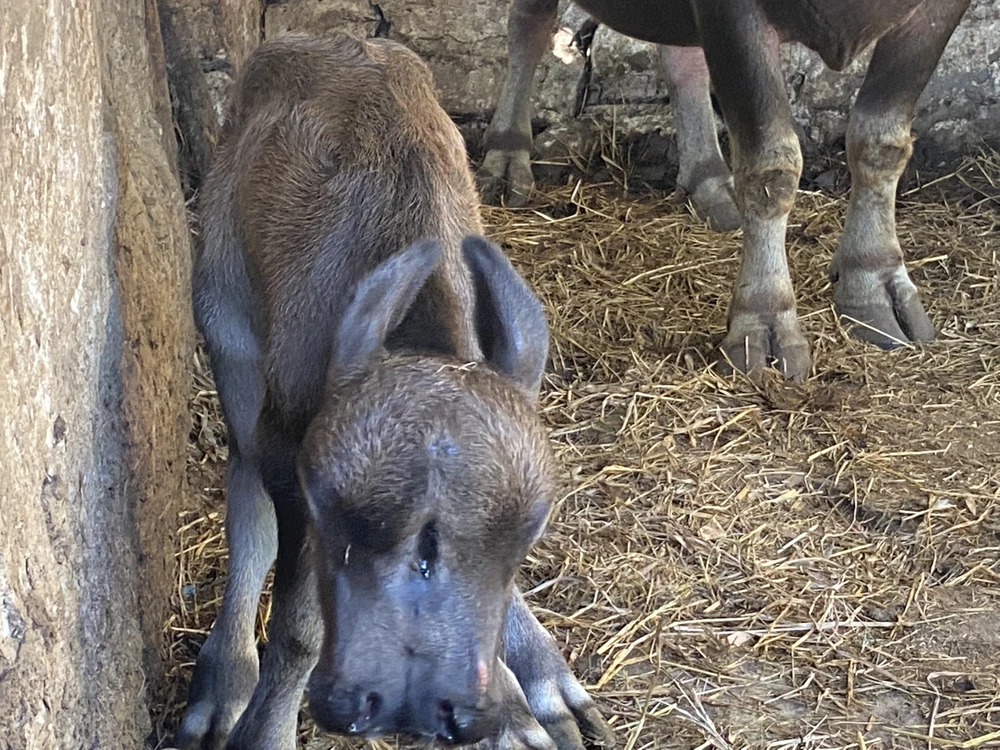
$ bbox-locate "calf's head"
[299,237,553,744]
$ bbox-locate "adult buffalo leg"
[657,45,740,232]
[694,0,810,380]
[832,0,969,347]
[479,0,559,206]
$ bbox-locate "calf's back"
[195,32,484,430]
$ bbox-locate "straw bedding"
[157,147,1000,750]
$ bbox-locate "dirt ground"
[156,152,1000,749]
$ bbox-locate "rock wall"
[0,0,195,746]
[585,2,1000,168]
[257,0,998,174]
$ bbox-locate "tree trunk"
[0,0,195,746]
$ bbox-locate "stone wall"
[258,0,999,175]
[585,2,1000,168]
[0,0,195,746]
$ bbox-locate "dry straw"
[158,146,1000,749]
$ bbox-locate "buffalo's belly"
[760,0,923,70]
[572,0,923,71]
[574,0,699,46]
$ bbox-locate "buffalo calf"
[177,32,613,750]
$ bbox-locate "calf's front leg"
[500,588,615,750]
[176,450,278,750]
[225,506,322,750]
[470,661,559,750]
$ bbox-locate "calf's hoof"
[719,313,811,382]
[472,702,558,750]
[524,673,615,750]
[679,175,741,232]
[478,149,534,207]
[223,722,296,750]
[509,644,615,749]
[175,641,259,750]
[832,263,935,348]
[473,661,611,750]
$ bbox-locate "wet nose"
[309,663,501,743]
[309,685,500,743]
[419,656,501,744]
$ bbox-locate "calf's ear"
[462,235,549,400]
[331,239,441,378]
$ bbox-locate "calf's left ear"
[331,239,441,378]
[462,235,549,400]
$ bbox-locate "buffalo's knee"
[734,133,802,220]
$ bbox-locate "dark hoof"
[513,661,615,750]
[470,663,557,750]
[536,687,615,750]
[175,641,259,750]
[833,265,935,348]
[719,314,811,382]
[679,175,741,232]
[477,149,534,207]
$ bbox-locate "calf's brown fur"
[177,32,613,750]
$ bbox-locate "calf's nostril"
[436,699,458,744]
[348,692,382,734]
[438,700,501,746]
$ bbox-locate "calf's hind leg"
[694,0,809,380]
[832,0,969,347]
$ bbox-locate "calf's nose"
[418,656,501,744]
[309,683,500,744]
[308,686,386,736]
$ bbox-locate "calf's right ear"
[462,235,549,400]
[331,239,441,377]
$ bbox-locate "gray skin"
[175,32,614,750]
[482,0,970,380]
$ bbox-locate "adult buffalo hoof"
[832,260,935,348]
[478,148,534,207]
[679,174,741,232]
[719,311,811,382]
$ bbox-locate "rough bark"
[0,0,195,746]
